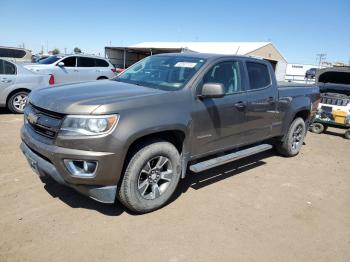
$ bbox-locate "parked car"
[0,46,32,63]
[305,68,317,79]
[20,53,320,213]
[24,54,117,84]
[0,59,54,113]
[31,54,50,63]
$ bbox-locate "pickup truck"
[20,53,320,213]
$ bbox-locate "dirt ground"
[0,109,349,262]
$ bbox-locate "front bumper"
[20,142,117,203]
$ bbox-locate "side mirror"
[199,83,225,99]
[57,62,65,67]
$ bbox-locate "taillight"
[111,68,116,73]
[49,74,55,85]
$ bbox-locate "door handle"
[74,69,79,72]
[234,101,246,111]
[1,79,12,83]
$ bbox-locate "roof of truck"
[153,52,264,61]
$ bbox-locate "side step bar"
[189,144,272,173]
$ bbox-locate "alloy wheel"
[137,156,173,200]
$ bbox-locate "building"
[105,42,287,81]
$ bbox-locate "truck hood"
[29,80,165,114]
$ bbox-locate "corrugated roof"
[130,42,271,55]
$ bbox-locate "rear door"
[191,59,248,157]
[77,57,98,81]
[243,61,277,144]
[0,60,17,97]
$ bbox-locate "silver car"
[0,59,53,113]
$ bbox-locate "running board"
[189,144,272,173]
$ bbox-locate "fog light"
[64,159,98,178]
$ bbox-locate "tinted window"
[0,48,26,58]
[246,62,271,90]
[38,55,61,64]
[61,57,76,67]
[203,61,242,94]
[78,57,95,67]
[0,60,16,75]
[95,59,109,67]
[4,61,16,74]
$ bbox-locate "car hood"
[29,80,166,114]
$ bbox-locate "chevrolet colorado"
[20,53,320,213]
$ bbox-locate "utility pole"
[64,48,67,54]
[316,53,326,68]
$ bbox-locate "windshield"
[37,55,62,64]
[115,55,206,90]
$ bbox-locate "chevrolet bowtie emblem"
[27,112,39,125]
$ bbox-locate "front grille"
[25,104,64,139]
[320,96,350,106]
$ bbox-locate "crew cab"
[24,54,116,84]
[20,53,320,213]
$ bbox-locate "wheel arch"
[120,129,187,184]
[97,76,108,80]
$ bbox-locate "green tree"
[74,47,82,54]
[51,48,60,55]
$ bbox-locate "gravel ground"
[0,110,349,262]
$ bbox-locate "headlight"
[60,115,119,136]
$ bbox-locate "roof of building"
[130,42,271,55]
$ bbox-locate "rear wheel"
[310,122,326,134]
[276,117,306,157]
[7,91,29,114]
[118,140,181,213]
[345,129,350,140]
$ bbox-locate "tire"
[310,122,325,134]
[118,140,181,213]
[345,130,350,140]
[276,117,306,157]
[7,91,29,114]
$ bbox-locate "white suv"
[24,54,117,84]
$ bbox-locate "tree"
[51,48,60,55]
[74,47,82,54]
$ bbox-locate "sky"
[1,0,349,65]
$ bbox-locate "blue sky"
[1,0,349,64]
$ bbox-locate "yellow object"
[332,110,348,124]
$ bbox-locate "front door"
[191,60,247,157]
[55,56,79,83]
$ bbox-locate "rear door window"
[61,56,76,67]
[78,57,96,67]
[95,59,109,67]
[1,60,16,74]
[246,62,271,90]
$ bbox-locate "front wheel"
[276,117,306,157]
[118,140,181,213]
[7,91,29,113]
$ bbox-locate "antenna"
[235,46,240,54]
[316,53,326,68]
